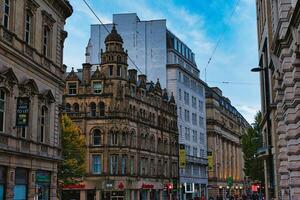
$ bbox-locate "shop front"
[36,170,51,200]
[14,168,28,200]
[0,166,5,200]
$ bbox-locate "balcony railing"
[186,155,208,165]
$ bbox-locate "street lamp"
[250,67,264,72]
[250,66,274,199]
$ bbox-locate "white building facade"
[87,13,207,199]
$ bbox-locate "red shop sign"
[63,184,85,189]
[141,183,154,189]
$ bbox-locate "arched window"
[65,103,71,112]
[39,106,48,143]
[0,89,6,132]
[117,56,121,62]
[99,102,105,116]
[90,102,96,117]
[93,129,101,146]
[73,103,79,113]
[150,135,155,151]
[157,138,162,152]
[164,139,168,154]
[131,130,136,148]
[110,131,118,146]
[121,132,127,146]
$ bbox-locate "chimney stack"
[82,63,91,84]
[128,69,137,84]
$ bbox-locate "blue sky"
[65,0,260,123]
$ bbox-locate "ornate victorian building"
[255,0,300,199]
[205,87,250,199]
[0,0,72,199]
[63,26,179,200]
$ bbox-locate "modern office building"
[63,26,179,200]
[87,13,208,199]
[0,0,72,199]
[205,87,249,199]
[255,0,300,199]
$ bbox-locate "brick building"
[63,26,179,200]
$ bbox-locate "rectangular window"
[192,113,197,125]
[68,83,77,95]
[199,132,205,144]
[121,155,126,175]
[178,88,182,100]
[0,166,5,200]
[184,109,190,122]
[117,65,121,77]
[199,116,204,128]
[199,100,204,113]
[92,155,101,174]
[93,82,103,94]
[0,89,5,132]
[192,130,197,141]
[130,156,134,175]
[25,12,32,44]
[178,107,182,119]
[184,92,189,105]
[3,0,10,29]
[192,96,196,108]
[109,155,118,175]
[109,65,113,76]
[43,27,50,56]
[193,147,197,157]
[185,127,190,141]
[40,107,46,143]
[185,145,191,156]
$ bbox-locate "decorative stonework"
[41,10,56,29]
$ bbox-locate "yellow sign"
[207,151,213,171]
[179,144,186,168]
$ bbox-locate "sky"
[64,0,260,124]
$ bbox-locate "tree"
[58,115,86,186]
[242,111,264,183]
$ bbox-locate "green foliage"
[58,115,86,186]
[242,111,264,183]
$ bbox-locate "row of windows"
[179,125,206,145]
[68,81,103,95]
[178,89,204,113]
[0,89,49,143]
[178,72,204,96]
[183,164,207,178]
[185,144,206,158]
[2,0,52,57]
[65,102,105,117]
[90,129,177,154]
[178,107,204,128]
[91,154,178,177]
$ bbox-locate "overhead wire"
[82,0,143,74]
[204,0,241,82]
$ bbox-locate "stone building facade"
[0,0,72,199]
[255,0,300,199]
[63,26,179,200]
[205,87,249,199]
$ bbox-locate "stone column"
[27,170,36,200]
[80,190,86,200]
[227,141,232,177]
[5,167,15,200]
[96,190,101,200]
[219,136,223,179]
[137,190,140,200]
[224,141,227,179]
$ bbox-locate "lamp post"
[251,66,274,200]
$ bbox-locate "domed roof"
[105,24,123,43]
